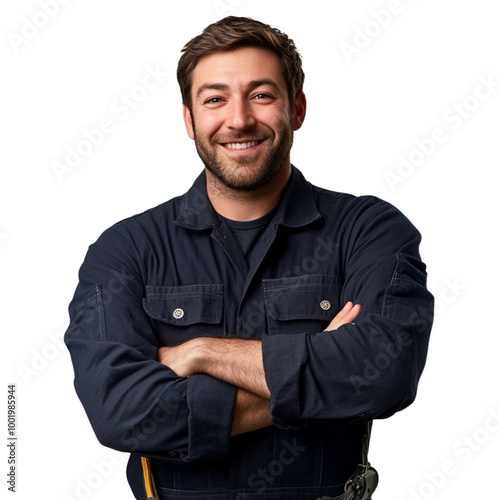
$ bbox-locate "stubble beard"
[192,120,294,193]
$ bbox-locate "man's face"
[183,46,305,192]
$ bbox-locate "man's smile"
[221,139,265,151]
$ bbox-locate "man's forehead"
[191,46,286,92]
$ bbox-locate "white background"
[1,0,499,498]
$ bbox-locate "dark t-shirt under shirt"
[220,207,277,263]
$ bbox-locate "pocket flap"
[264,275,342,321]
[143,284,223,326]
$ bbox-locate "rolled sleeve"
[262,333,307,428]
[187,374,237,459]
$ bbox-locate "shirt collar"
[174,165,321,231]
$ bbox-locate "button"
[172,308,184,319]
[320,300,331,311]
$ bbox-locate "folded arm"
[65,227,237,462]
[262,199,434,427]
[159,302,361,434]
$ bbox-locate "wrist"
[189,337,211,374]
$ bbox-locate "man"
[65,16,433,500]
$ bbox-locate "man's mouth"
[222,140,263,150]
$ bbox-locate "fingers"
[323,301,361,331]
[341,301,361,324]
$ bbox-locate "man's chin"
[209,172,271,192]
[209,161,291,193]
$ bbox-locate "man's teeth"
[225,141,259,150]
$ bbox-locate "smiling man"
[184,46,305,220]
[65,16,433,500]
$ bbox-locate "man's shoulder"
[105,171,210,238]
[309,182,394,216]
[93,193,185,249]
[311,185,420,249]
[121,195,180,226]
[118,196,181,226]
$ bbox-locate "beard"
[192,120,294,192]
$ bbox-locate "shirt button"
[320,300,331,311]
[172,308,184,319]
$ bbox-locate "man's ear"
[183,103,195,140]
[292,92,307,131]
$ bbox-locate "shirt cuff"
[186,374,236,460]
[262,333,308,428]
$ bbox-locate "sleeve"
[64,225,236,462]
[262,197,434,427]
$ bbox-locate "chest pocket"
[143,284,224,345]
[263,275,343,335]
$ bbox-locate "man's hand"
[158,339,203,378]
[323,301,361,331]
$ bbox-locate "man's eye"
[205,97,223,105]
[254,93,271,100]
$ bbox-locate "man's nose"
[226,98,257,130]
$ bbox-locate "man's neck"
[206,165,291,222]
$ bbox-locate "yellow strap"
[141,456,157,499]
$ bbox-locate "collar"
[174,166,322,231]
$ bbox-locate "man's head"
[177,17,306,197]
[177,16,305,114]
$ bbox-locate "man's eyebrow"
[195,79,283,100]
[247,79,282,93]
[196,83,230,100]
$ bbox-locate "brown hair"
[177,16,305,112]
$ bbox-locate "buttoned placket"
[210,216,280,335]
[211,221,249,283]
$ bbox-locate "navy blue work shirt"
[65,166,433,499]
